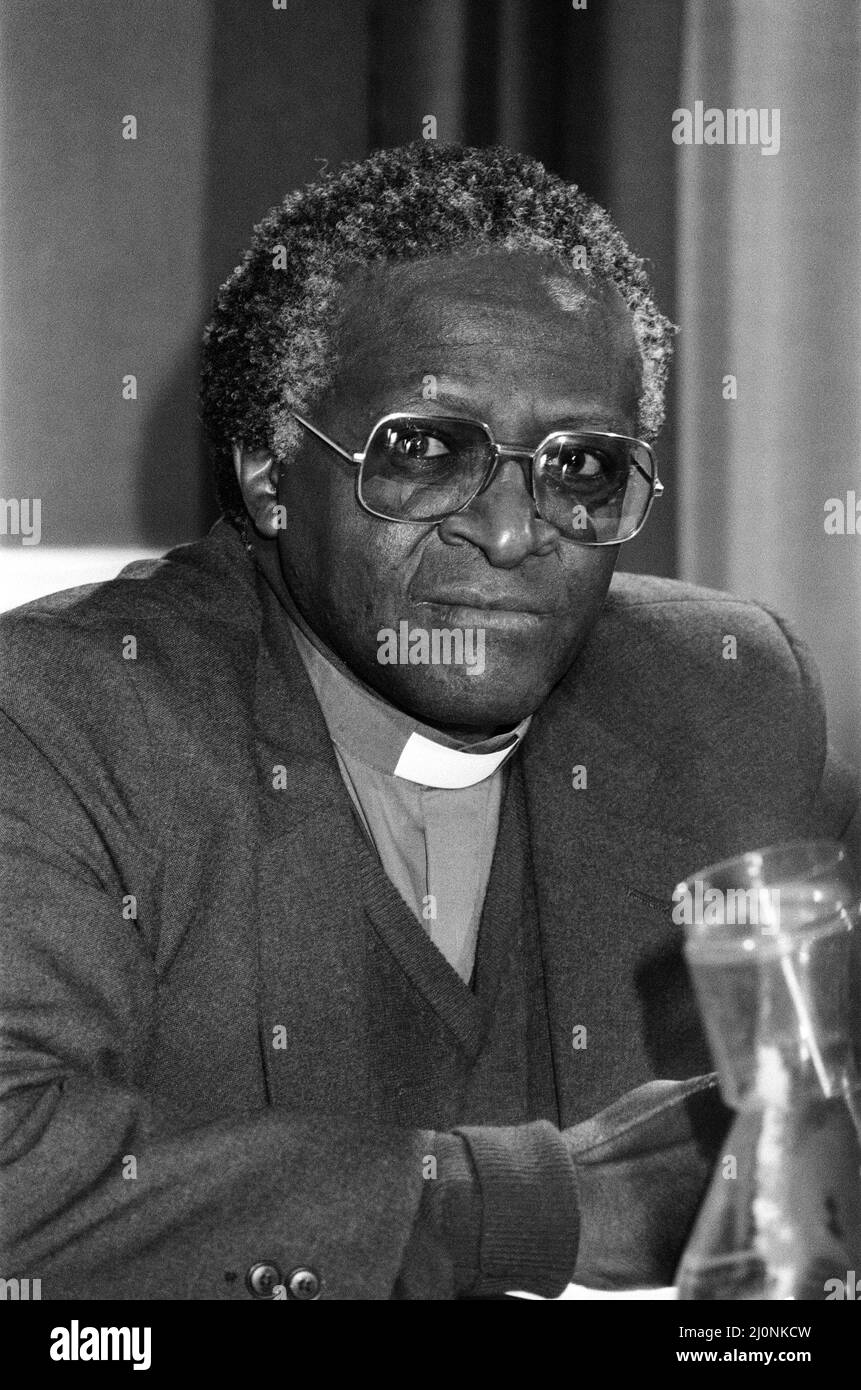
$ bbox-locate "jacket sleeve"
[0,696,443,1301]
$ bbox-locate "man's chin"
[365,666,550,734]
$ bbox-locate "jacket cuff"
[453,1120,580,1299]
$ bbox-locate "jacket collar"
[251,563,374,1114]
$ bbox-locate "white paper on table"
[509,1284,677,1300]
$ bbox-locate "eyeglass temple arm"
[293,412,361,466]
[632,458,664,496]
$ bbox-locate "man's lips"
[412,589,554,615]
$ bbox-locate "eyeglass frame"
[291,409,664,547]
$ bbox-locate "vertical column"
[677,0,861,760]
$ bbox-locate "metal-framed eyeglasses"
[292,410,664,546]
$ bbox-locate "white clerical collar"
[392,727,528,788]
[264,576,531,789]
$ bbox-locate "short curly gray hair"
[201,142,675,523]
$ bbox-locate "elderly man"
[1,144,857,1301]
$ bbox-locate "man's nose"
[436,455,559,566]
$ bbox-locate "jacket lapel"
[252,573,372,1118]
[521,640,714,1126]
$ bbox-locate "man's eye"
[549,446,622,488]
[571,452,602,479]
[384,429,451,460]
[560,448,604,479]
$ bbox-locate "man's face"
[270,248,642,732]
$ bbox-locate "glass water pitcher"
[675,841,861,1301]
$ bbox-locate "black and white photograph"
[1,0,860,1358]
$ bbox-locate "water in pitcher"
[674,843,861,1301]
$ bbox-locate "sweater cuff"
[454,1120,581,1299]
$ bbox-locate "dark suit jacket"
[0,521,857,1298]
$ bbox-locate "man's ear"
[232,441,283,539]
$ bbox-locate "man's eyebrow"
[543,411,624,432]
[388,391,625,433]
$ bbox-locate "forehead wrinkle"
[411,375,619,418]
[362,347,636,405]
[355,274,616,342]
[336,267,637,363]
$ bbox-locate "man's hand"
[564,1074,732,1290]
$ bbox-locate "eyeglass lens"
[359,416,653,542]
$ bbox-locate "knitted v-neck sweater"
[358,753,581,1297]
